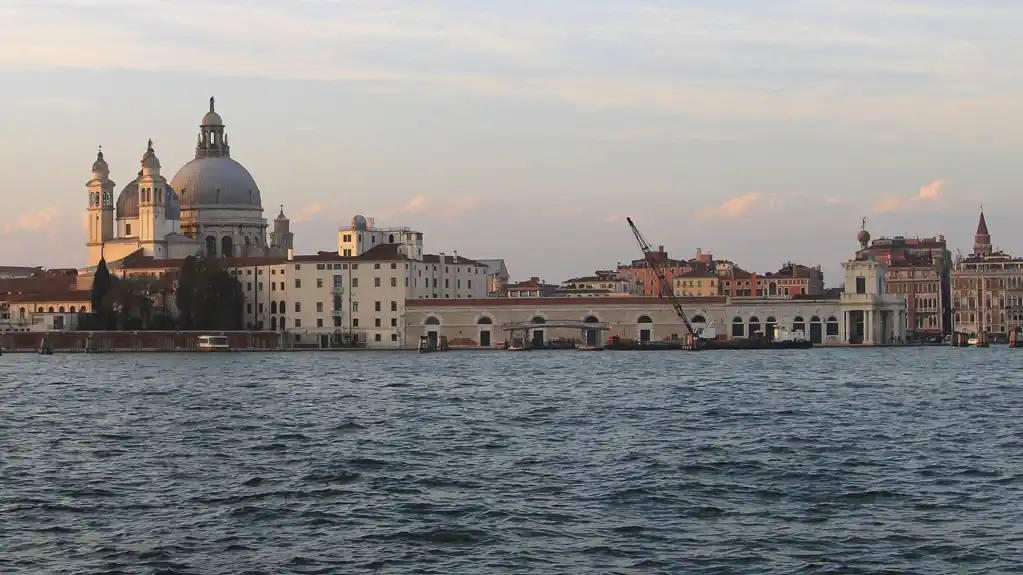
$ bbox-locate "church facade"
[85,97,293,269]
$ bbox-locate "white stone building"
[404,257,908,348]
[85,97,288,270]
[115,215,489,347]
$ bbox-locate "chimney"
[453,250,458,261]
[658,245,664,253]
[287,248,294,261]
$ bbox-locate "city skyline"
[1,1,1022,284]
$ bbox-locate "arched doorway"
[765,316,777,340]
[221,236,233,258]
[531,316,546,348]
[279,316,286,331]
[749,316,762,337]
[270,316,277,330]
[477,316,493,347]
[205,235,216,257]
[793,316,806,335]
[425,316,441,348]
[809,316,823,344]
[637,315,653,343]
[731,316,744,338]
[583,315,600,347]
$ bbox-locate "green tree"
[174,256,243,330]
[91,257,113,328]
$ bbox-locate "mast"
[626,217,695,336]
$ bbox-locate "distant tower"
[269,205,294,251]
[973,207,992,257]
[196,96,229,158]
[86,146,116,267]
[857,216,871,250]
[137,140,168,251]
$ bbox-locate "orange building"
[617,247,710,296]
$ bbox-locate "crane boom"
[626,217,695,336]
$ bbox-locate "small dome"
[857,229,871,244]
[202,111,223,126]
[141,139,160,170]
[92,149,108,173]
[352,215,368,230]
[275,205,288,220]
[116,176,181,220]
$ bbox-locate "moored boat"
[197,335,231,351]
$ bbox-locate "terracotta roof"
[5,290,92,303]
[0,276,77,295]
[678,268,718,278]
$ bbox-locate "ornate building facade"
[85,97,291,269]
[951,210,1023,339]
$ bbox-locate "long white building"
[112,214,489,347]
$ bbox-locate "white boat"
[967,337,979,346]
[197,335,231,351]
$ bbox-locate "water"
[1,348,1022,574]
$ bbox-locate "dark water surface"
[2,348,1022,574]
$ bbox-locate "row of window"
[12,305,88,318]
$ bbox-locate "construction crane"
[626,217,695,337]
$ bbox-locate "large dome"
[116,177,182,220]
[170,156,263,210]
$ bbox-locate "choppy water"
[2,348,1023,574]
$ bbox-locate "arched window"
[531,316,546,324]
[270,316,277,330]
[271,301,278,314]
[477,316,493,325]
[58,306,65,313]
[69,306,76,313]
[826,316,839,337]
[36,307,43,313]
[691,315,707,324]
[793,316,805,332]
[389,234,395,243]
[637,315,653,324]
[19,307,26,318]
[731,316,744,338]
[584,315,600,323]
[48,306,55,313]
[221,236,233,258]
[279,301,285,314]
[205,236,216,257]
[748,316,761,335]
[425,316,441,325]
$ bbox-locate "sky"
[2,0,1022,286]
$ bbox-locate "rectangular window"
[295,302,301,312]
[317,278,323,288]
[390,263,397,269]
[246,303,252,313]
[353,318,359,327]
[375,318,381,327]
[353,278,359,287]
[317,318,323,327]
[375,333,382,341]
[391,334,398,341]
[374,301,381,312]
[855,277,866,294]
[295,279,301,288]
[316,302,323,312]
[295,264,301,270]
[258,303,264,313]
[390,301,397,312]
[247,282,252,291]
[468,280,472,289]
[271,283,276,292]
[391,277,397,287]
[391,317,397,327]
[374,263,381,269]
[295,319,301,327]
[374,278,381,287]
[352,302,359,312]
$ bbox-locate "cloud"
[2,1,1023,139]
[696,192,773,220]
[290,202,336,223]
[403,195,430,213]
[17,206,58,230]
[871,180,947,213]
[826,196,854,204]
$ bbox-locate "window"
[375,318,381,327]
[352,302,360,312]
[353,318,359,327]
[374,278,381,287]
[280,282,285,290]
[247,303,252,313]
[855,277,866,294]
[317,318,323,327]
[352,278,359,287]
[391,277,397,287]
[125,223,131,236]
[295,302,301,312]
[316,302,323,312]
[247,282,252,291]
[295,279,301,288]
[468,280,472,289]
[390,263,397,269]
[391,334,398,341]
[258,303,264,313]
[316,278,323,288]
[374,263,381,269]
[374,301,381,312]
[375,333,382,341]
[295,264,301,270]
[271,283,276,292]
[391,318,397,327]
[295,319,302,327]
[390,301,397,312]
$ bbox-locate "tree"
[91,257,113,328]
[174,256,243,330]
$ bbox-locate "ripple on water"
[1,348,1023,574]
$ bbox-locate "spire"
[209,96,215,113]
[97,144,103,162]
[196,97,229,158]
[277,204,286,219]
[973,207,992,257]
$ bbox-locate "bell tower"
[86,146,115,267]
[137,139,168,256]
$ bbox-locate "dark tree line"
[86,255,243,331]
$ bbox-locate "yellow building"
[674,269,720,297]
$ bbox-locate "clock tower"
[86,146,115,267]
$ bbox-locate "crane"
[626,217,695,337]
